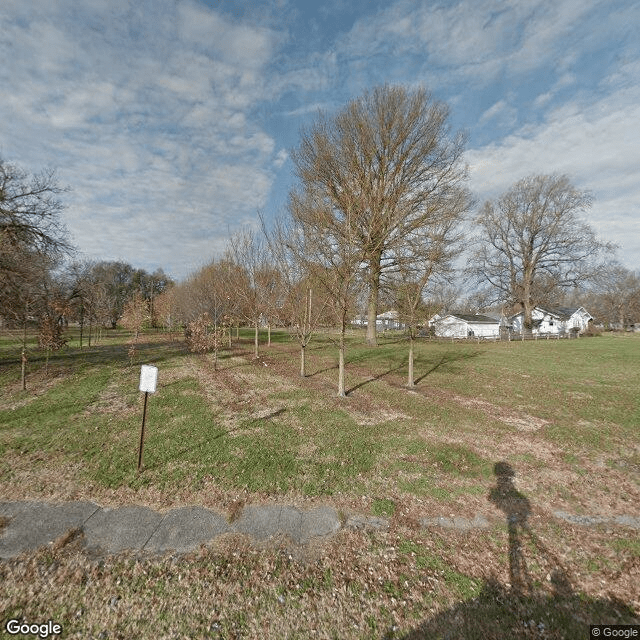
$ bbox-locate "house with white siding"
[351,310,405,330]
[509,306,592,335]
[430,313,501,338]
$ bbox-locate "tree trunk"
[338,330,346,397]
[407,334,415,388]
[268,323,271,346]
[254,319,259,359]
[523,298,534,336]
[21,349,27,391]
[300,343,306,377]
[366,273,380,347]
[214,322,218,371]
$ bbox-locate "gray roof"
[509,306,591,321]
[447,313,500,324]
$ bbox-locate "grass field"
[1,327,639,638]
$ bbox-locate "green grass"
[1,328,639,508]
[1,324,638,640]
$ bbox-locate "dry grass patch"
[0,518,637,639]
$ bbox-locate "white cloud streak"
[466,82,640,267]
[0,0,285,278]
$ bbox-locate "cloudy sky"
[1,0,638,280]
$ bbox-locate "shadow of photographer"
[488,461,572,596]
[398,461,637,639]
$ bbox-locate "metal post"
[137,391,149,472]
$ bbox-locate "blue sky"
[1,0,638,280]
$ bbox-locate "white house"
[430,313,501,338]
[510,306,592,335]
[376,309,404,330]
[352,310,405,330]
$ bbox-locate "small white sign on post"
[139,365,158,393]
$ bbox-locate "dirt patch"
[82,380,136,416]
[349,408,411,426]
[425,388,550,432]
[0,371,69,411]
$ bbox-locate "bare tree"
[288,188,366,396]
[0,158,71,327]
[265,214,329,377]
[121,291,149,341]
[229,227,277,359]
[393,215,462,387]
[154,286,181,339]
[468,174,615,334]
[586,263,640,329]
[291,84,470,346]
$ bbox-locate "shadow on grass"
[0,339,188,369]
[346,362,406,395]
[399,462,639,639]
[413,349,483,385]
[140,408,287,474]
[307,364,339,378]
[399,579,635,639]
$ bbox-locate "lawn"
[1,327,638,638]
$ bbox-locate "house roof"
[510,306,592,321]
[540,306,592,320]
[444,313,500,324]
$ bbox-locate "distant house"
[430,313,500,339]
[509,306,592,335]
[376,309,404,330]
[352,310,405,330]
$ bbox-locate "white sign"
[139,365,158,393]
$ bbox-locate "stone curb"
[0,501,343,559]
[1,501,638,559]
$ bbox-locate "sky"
[1,0,638,281]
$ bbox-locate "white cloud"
[466,83,640,267]
[0,0,287,278]
[479,99,517,128]
[177,0,276,70]
[334,0,620,90]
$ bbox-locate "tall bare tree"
[0,158,71,326]
[229,227,277,359]
[291,84,470,346]
[469,174,615,334]
[586,263,640,329]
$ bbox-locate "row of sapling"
[178,259,239,368]
[2,84,618,393]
